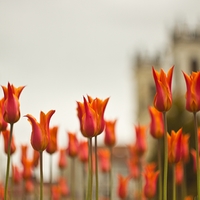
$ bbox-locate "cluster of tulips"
[0,65,200,200]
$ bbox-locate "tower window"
[190,59,198,72]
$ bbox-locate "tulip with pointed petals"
[183,71,200,112]
[46,126,58,154]
[25,110,55,152]
[77,96,109,138]
[2,129,16,155]
[2,82,25,124]
[67,132,79,158]
[152,66,174,112]
[104,119,117,147]
[117,174,130,199]
[98,148,111,173]
[58,149,67,170]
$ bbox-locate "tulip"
[2,129,16,155]
[98,148,111,173]
[25,110,55,152]
[67,132,79,157]
[2,82,25,124]
[21,144,28,165]
[58,148,67,171]
[117,174,130,199]
[58,177,70,197]
[22,159,33,180]
[175,161,184,185]
[51,185,61,200]
[104,119,117,147]
[168,128,183,164]
[134,124,147,156]
[46,126,58,154]
[127,158,140,180]
[78,140,88,163]
[25,180,34,193]
[32,149,40,168]
[0,183,4,200]
[183,71,200,112]
[12,165,22,184]
[152,66,174,112]
[143,163,159,199]
[148,106,164,138]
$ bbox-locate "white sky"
[0,0,200,180]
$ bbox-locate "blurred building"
[134,23,200,125]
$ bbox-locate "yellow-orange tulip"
[183,71,200,112]
[77,95,109,138]
[25,110,55,152]
[152,66,174,112]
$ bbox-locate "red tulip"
[143,163,159,199]
[134,125,147,155]
[67,132,79,157]
[98,148,111,173]
[104,119,117,147]
[117,174,130,199]
[2,82,25,124]
[25,110,55,151]
[168,128,183,164]
[183,71,200,112]
[148,106,164,138]
[152,66,174,112]
[78,140,88,163]
[77,95,109,138]
[46,126,58,154]
[2,129,16,155]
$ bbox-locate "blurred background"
[0,1,200,199]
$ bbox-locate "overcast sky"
[0,0,200,180]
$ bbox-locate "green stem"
[95,136,98,200]
[71,157,75,200]
[158,138,163,200]
[173,164,176,200]
[82,163,86,199]
[87,138,93,200]
[194,112,200,200]
[40,151,43,200]
[4,123,14,200]
[163,112,168,200]
[109,147,113,200]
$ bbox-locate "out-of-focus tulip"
[12,165,22,184]
[0,98,7,132]
[51,185,61,200]
[175,161,184,185]
[168,128,183,164]
[58,177,69,196]
[182,134,190,163]
[58,149,67,170]
[134,125,147,156]
[127,158,140,180]
[152,66,174,112]
[143,163,159,199]
[184,195,194,200]
[2,129,16,155]
[78,140,88,163]
[22,159,33,180]
[25,110,55,151]
[191,149,198,173]
[25,180,34,193]
[2,82,25,124]
[98,148,111,173]
[46,126,58,154]
[104,119,117,147]
[21,144,28,165]
[0,183,4,200]
[182,71,200,112]
[67,132,79,157]
[117,174,130,199]
[77,95,109,138]
[148,106,164,138]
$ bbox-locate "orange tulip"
[175,161,184,185]
[58,149,67,169]
[98,148,111,173]
[58,177,69,196]
[143,163,159,199]
[117,174,130,199]
[134,125,147,155]
[191,148,199,173]
[0,183,4,200]
[25,180,34,193]
[25,110,55,151]
[184,195,194,200]
[46,126,58,154]
[2,82,25,124]
[21,144,28,165]
[51,185,61,200]
[22,158,33,180]
[168,128,183,164]
[183,71,200,112]
[32,150,40,168]
[77,95,109,138]
[0,98,7,132]
[104,119,117,147]
[78,140,88,163]
[152,66,174,112]
[127,158,140,180]
[148,106,164,138]
[67,132,79,157]
[2,129,16,155]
